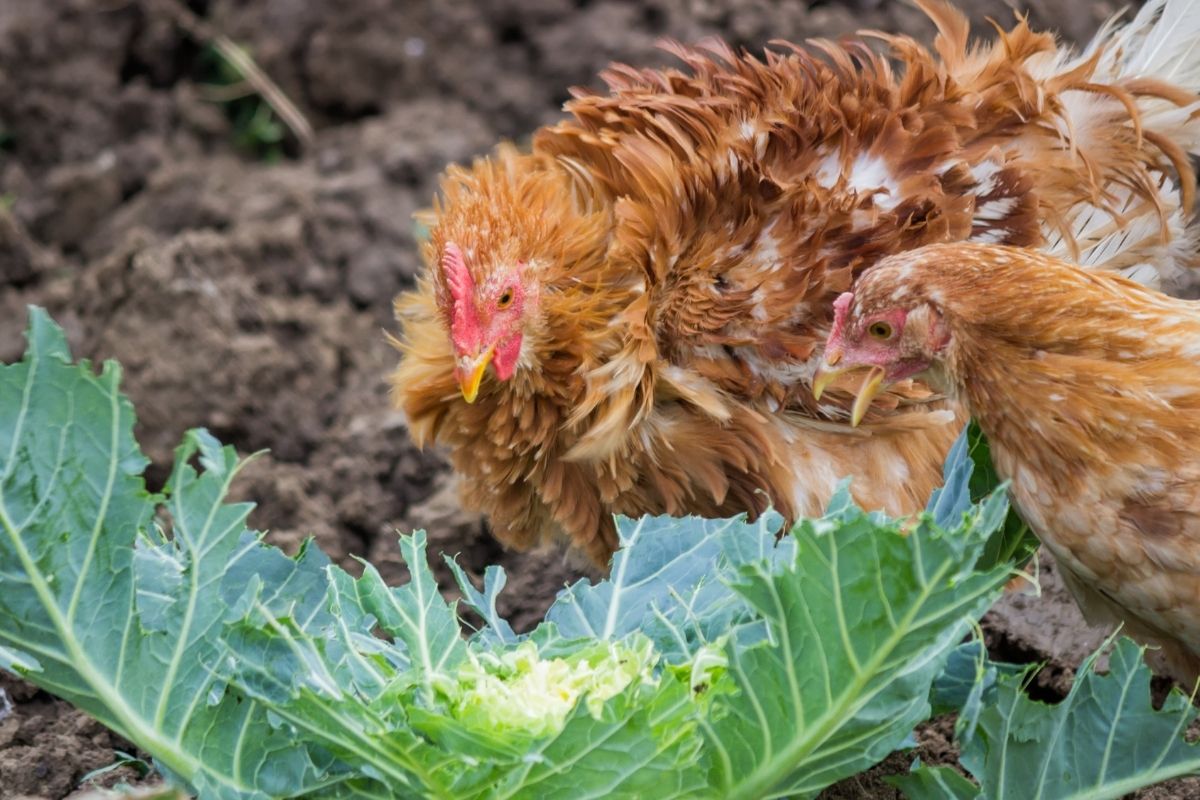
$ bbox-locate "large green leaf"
[900,637,1200,799]
[0,309,345,798]
[967,637,1200,799]
[530,512,787,663]
[701,493,1012,799]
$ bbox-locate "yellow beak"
[811,364,838,402]
[812,345,844,401]
[812,363,887,427]
[456,344,495,404]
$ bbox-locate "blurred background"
[0,0,1135,796]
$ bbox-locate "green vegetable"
[447,638,658,738]
[2,307,1195,798]
[901,636,1200,799]
[963,422,1039,570]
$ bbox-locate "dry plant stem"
[143,0,315,149]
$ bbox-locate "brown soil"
[0,0,1173,797]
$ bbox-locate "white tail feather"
[1048,0,1200,292]
[1117,0,1200,84]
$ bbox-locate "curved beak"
[812,361,887,427]
[811,346,842,402]
[456,344,496,404]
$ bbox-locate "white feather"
[1117,0,1200,84]
[1038,0,1200,293]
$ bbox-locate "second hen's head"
[426,146,611,403]
[813,242,1101,423]
[813,244,969,424]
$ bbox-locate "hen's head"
[813,251,956,425]
[438,241,538,402]
[426,146,610,403]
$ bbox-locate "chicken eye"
[496,289,514,309]
[868,321,894,340]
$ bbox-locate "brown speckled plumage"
[391,0,1200,566]
[831,242,1200,684]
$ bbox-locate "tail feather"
[1117,0,1200,86]
[1069,0,1200,291]
[935,0,1200,293]
[1099,0,1200,160]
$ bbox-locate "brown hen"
[392,0,1200,566]
[818,241,1200,684]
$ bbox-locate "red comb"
[830,292,854,337]
[442,242,483,354]
[442,242,474,303]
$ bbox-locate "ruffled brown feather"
[392,2,1199,566]
[853,242,1200,684]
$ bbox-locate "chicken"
[815,241,1200,684]
[391,0,1200,566]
